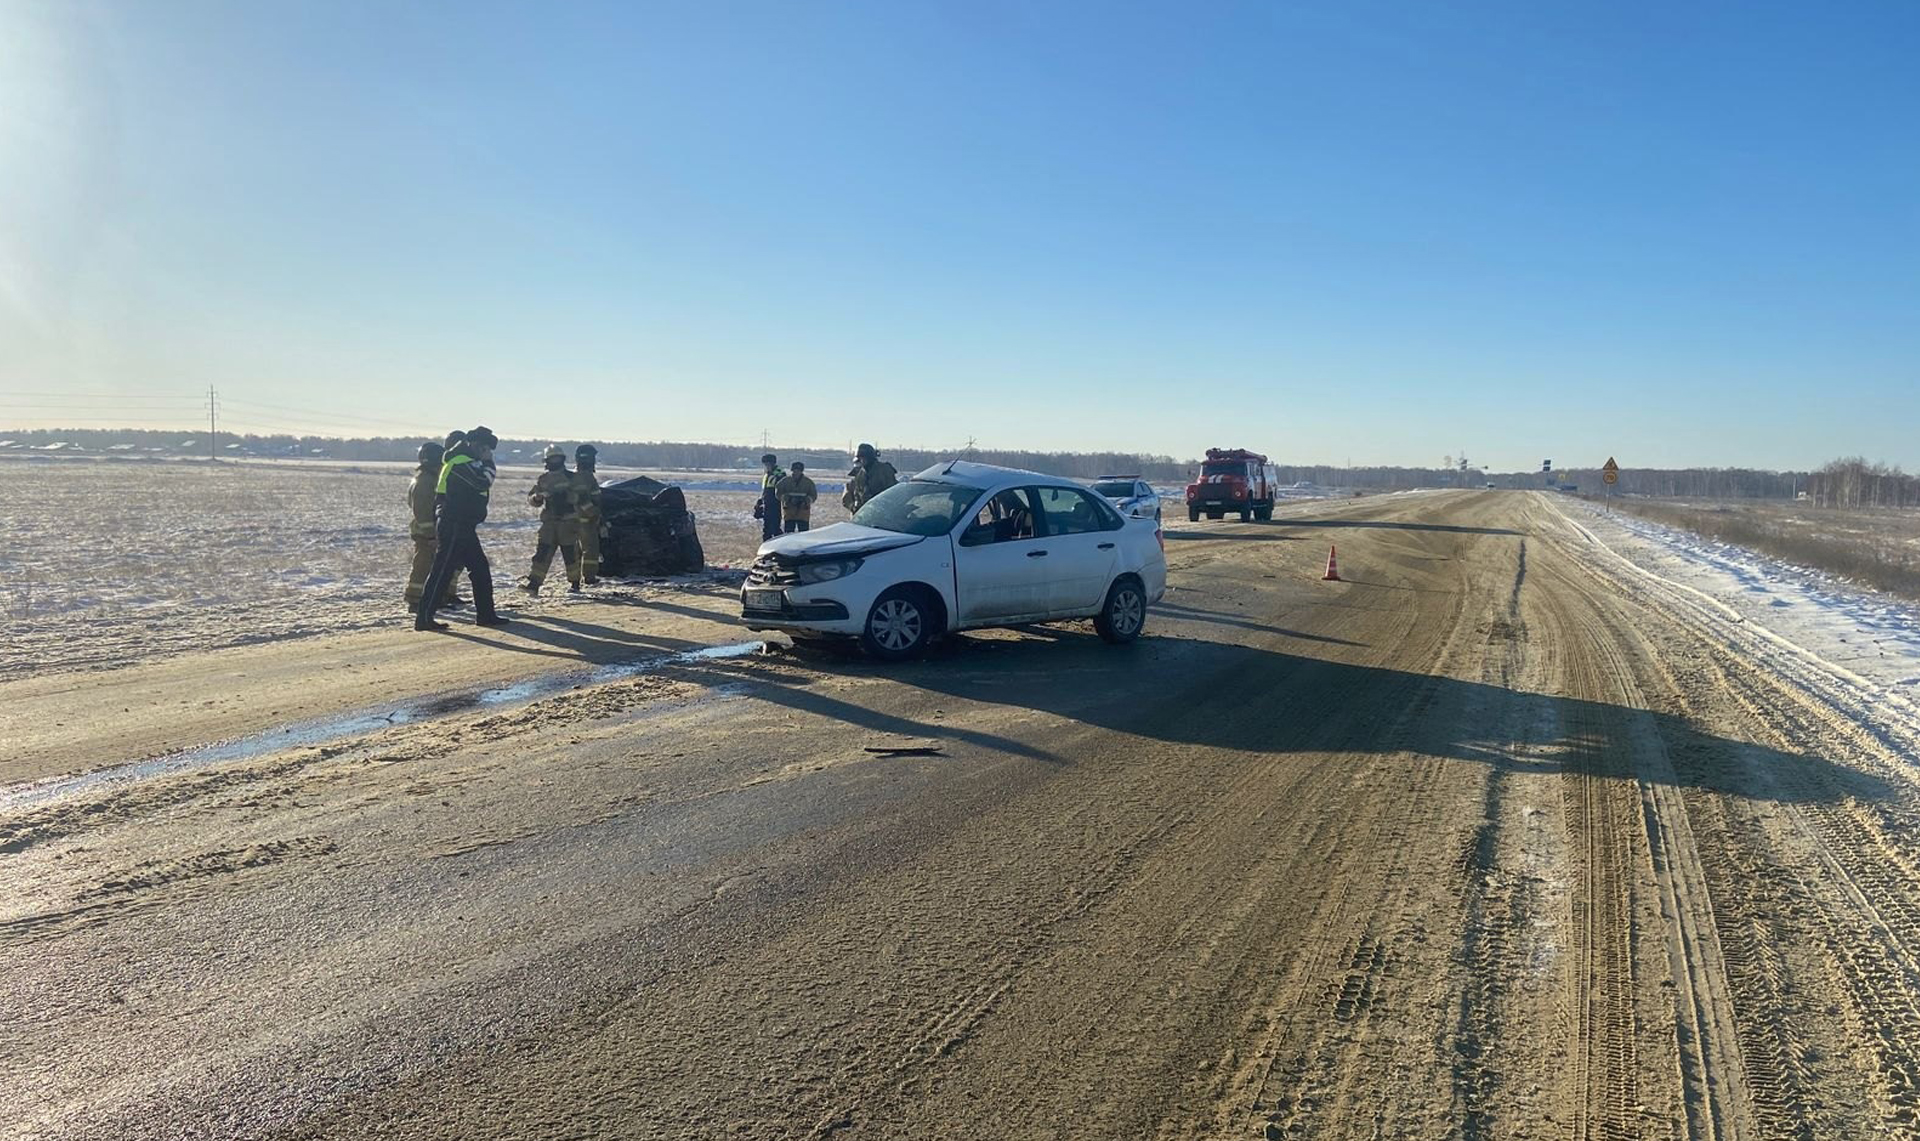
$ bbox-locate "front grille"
[746,554,800,587]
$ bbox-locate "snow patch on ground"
[1563,499,1920,691]
[1548,497,1920,758]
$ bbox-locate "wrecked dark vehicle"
[596,475,705,577]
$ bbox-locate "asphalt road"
[6,490,1919,1140]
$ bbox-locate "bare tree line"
[6,429,1914,506]
[1803,458,1920,510]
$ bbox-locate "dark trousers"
[783,518,809,532]
[760,492,782,541]
[418,519,496,625]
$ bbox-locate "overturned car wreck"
[595,475,705,578]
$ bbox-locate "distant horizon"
[1,421,1898,478]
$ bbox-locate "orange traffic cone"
[1322,545,1342,581]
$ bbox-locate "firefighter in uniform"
[405,441,464,612]
[570,444,605,584]
[775,461,818,532]
[841,443,898,512]
[523,444,582,595]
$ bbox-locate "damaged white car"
[742,462,1167,660]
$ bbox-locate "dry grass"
[1608,497,1920,602]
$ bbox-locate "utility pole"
[206,385,219,462]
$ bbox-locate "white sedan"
[741,461,1168,659]
[1090,475,1162,521]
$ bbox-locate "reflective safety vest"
[436,453,487,497]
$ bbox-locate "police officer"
[405,441,464,612]
[417,426,506,631]
[756,453,782,541]
[841,443,898,512]
[524,445,583,595]
[775,461,817,532]
[571,444,605,584]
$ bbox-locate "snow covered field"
[0,459,777,680]
[1548,496,1920,756]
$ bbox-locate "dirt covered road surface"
[7,490,1920,1140]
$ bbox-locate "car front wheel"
[861,586,938,660]
[1094,576,1147,645]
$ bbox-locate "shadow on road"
[1152,602,1368,646]
[1280,519,1523,536]
[661,631,1884,807]
[1164,529,1302,542]
[438,614,705,662]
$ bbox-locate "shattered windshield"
[851,481,983,536]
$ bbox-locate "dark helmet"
[468,425,498,449]
[791,461,806,472]
[856,442,877,459]
[418,440,444,464]
[443,430,466,451]
[761,453,777,465]
[575,444,597,466]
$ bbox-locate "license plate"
[745,589,784,610]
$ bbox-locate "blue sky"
[2,0,1914,469]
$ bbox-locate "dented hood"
[757,523,926,562]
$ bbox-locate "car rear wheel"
[1094,576,1147,645]
[1187,506,1199,522]
[861,586,938,661]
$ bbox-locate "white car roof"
[908,460,1084,494]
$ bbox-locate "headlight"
[796,558,864,585]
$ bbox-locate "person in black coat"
[416,426,509,631]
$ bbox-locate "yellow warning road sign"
[1602,457,1619,485]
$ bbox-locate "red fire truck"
[1186,448,1278,522]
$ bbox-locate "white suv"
[741,462,1168,659]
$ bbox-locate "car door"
[1030,486,1122,615]
[952,488,1051,623]
[1135,480,1157,519]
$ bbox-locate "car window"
[1091,480,1133,498]
[1135,482,1150,498]
[1034,486,1120,536]
[853,481,983,536]
[960,488,1039,546]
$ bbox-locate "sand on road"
[5,491,1919,1140]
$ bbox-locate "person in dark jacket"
[755,453,782,541]
[571,444,605,584]
[417,426,508,631]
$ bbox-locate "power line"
[0,415,202,423]
[220,397,435,432]
[0,391,203,401]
